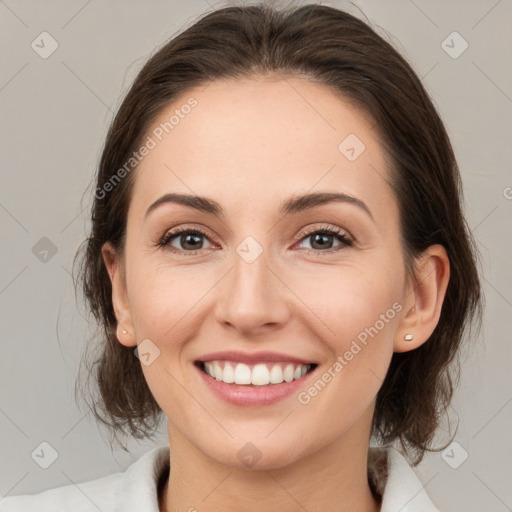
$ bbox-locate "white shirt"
[0,445,440,511]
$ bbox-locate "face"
[105,75,414,469]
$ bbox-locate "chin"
[200,435,308,471]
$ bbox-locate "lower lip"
[195,363,317,407]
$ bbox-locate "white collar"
[368,446,440,511]
[116,445,439,511]
[0,445,439,511]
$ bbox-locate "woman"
[2,2,482,511]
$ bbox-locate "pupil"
[183,233,201,250]
[312,233,332,250]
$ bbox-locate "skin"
[102,75,450,512]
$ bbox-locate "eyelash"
[157,224,353,256]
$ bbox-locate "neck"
[159,422,381,512]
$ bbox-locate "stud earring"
[404,334,413,341]
[122,330,127,334]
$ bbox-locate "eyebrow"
[145,191,374,222]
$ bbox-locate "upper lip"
[196,350,317,365]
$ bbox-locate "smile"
[197,360,318,386]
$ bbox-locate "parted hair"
[73,1,483,466]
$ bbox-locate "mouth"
[194,360,319,387]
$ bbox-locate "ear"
[394,244,450,353]
[101,241,137,347]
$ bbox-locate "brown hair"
[73,1,483,465]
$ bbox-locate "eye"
[294,225,353,253]
[157,226,215,254]
[157,224,353,256]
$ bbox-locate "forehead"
[129,76,394,222]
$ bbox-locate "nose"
[214,246,291,337]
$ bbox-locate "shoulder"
[0,446,170,512]
[369,445,441,512]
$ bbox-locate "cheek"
[294,273,400,418]
[128,269,205,412]
[127,262,213,338]
[291,264,402,402]
[291,264,402,339]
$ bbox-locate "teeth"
[269,364,283,384]
[283,364,294,382]
[252,364,270,386]
[213,361,223,380]
[202,361,313,386]
[234,363,252,385]
[223,362,235,383]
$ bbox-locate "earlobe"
[115,323,137,347]
[394,244,450,353]
[101,242,137,347]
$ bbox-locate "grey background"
[0,0,511,510]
